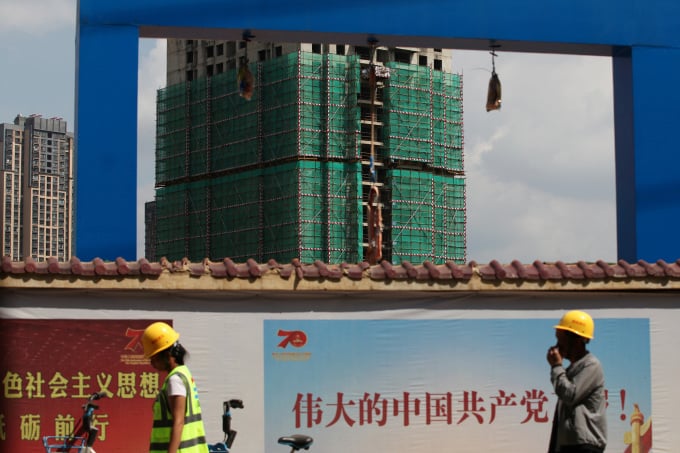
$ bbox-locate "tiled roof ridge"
[4,255,680,283]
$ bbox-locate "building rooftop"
[3,256,680,292]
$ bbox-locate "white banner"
[1,289,672,452]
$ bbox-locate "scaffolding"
[261,161,361,263]
[156,52,361,184]
[154,50,466,264]
[383,62,463,171]
[359,59,465,264]
[155,52,362,262]
[155,161,361,263]
[386,169,466,264]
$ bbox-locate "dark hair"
[565,329,589,345]
[169,342,188,365]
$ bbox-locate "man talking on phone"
[547,310,607,453]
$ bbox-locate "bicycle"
[207,399,244,452]
[42,391,107,452]
[278,434,313,452]
[206,399,312,453]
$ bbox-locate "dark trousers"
[558,445,604,453]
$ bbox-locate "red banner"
[0,319,168,452]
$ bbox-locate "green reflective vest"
[149,365,208,453]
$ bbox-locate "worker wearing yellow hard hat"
[142,322,209,453]
[546,310,607,453]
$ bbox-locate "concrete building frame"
[76,0,680,262]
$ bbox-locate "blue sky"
[0,0,617,263]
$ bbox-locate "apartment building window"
[216,44,224,56]
[206,45,214,58]
[312,43,321,54]
[227,42,236,57]
[419,55,428,66]
[216,63,224,74]
[186,51,193,64]
[258,49,267,62]
[207,65,214,77]
[395,49,412,64]
[336,45,345,55]
[355,46,370,60]
[186,70,194,81]
[434,59,442,70]
[275,46,283,57]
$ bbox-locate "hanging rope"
[486,45,502,112]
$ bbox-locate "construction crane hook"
[486,44,502,112]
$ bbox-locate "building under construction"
[153,41,465,264]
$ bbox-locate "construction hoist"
[364,36,387,264]
[238,30,255,100]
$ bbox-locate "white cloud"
[0,0,75,34]
[0,0,619,264]
[462,53,614,193]
[467,165,616,263]
[138,40,167,124]
[130,44,616,262]
[137,39,167,258]
[456,50,616,263]
[465,125,510,169]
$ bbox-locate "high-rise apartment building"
[153,39,465,264]
[0,115,74,261]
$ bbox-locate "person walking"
[142,322,209,453]
[546,310,607,453]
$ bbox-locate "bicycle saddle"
[207,441,228,452]
[277,434,314,451]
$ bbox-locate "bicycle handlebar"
[89,391,108,401]
[43,392,108,451]
[208,399,244,452]
[82,392,107,414]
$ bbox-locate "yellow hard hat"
[554,310,594,339]
[142,322,180,358]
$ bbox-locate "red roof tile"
[4,255,680,285]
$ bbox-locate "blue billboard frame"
[76,0,680,261]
